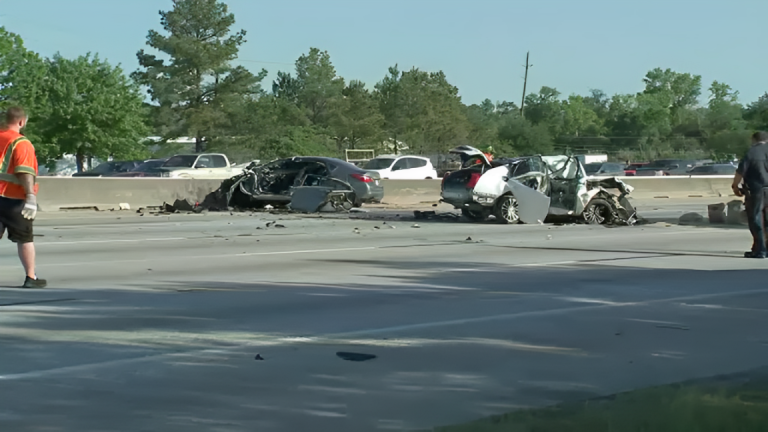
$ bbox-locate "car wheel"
[493,195,520,224]
[583,198,614,225]
[461,208,489,222]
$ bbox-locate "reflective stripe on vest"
[0,136,30,174]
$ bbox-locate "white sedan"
[363,155,438,180]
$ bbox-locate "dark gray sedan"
[225,156,385,209]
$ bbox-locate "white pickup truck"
[158,154,239,179]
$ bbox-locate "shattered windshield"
[364,158,395,170]
[163,155,198,168]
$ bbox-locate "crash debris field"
[2,200,767,431]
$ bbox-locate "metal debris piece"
[655,324,690,331]
[254,354,265,360]
[336,352,376,362]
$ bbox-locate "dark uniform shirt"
[737,142,768,192]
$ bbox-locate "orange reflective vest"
[0,130,39,199]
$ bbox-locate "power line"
[236,59,294,66]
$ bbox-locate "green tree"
[704,81,744,136]
[294,48,344,126]
[498,116,554,156]
[0,27,53,161]
[272,71,301,103]
[375,67,468,154]
[374,65,408,151]
[745,93,768,131]
[641,68,701,128]
[561,95,604,137]
[329,80,384,151]
[133,0,265,153]
[523,86,563,137]
[40,54,150,171]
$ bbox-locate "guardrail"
[34,176,737,211]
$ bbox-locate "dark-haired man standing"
[0,106,46,287]
[733,131,768,258]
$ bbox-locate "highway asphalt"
[1,202,767,431]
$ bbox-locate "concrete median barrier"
[37,177,222,211]
[33,175,737,212]
[617,175,734,199]
[380,179,442,206]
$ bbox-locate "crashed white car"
[440,146,636,225]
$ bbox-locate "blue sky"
[2,0,766,105]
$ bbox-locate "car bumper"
[358,183,385,203]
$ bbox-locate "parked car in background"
[635,159,711,176]
[584,162,627,177]
[112,159,168,177]
[156,153,236,179]
[624,162,648,176]
[363,155,439,179]
[688,164,737,176]
[72,160,143,177]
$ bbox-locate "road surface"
[1,205,767,431]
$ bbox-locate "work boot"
[22,276,47,288]
[744,251,767,259]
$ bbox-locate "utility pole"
[520,51,531,116]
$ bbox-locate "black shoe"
[22,276,47,288]
[744,251,767,259]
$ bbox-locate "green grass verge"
[425,373,768,432]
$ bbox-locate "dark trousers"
[745,188,768,254]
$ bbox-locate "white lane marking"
[4,286,768,381]
[19,246,379,268]
[36,237,187,246]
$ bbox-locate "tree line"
[2,0,768,171]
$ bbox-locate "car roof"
[292,156,364,171]
[374,154,429,160]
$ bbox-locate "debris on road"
[254,354,265,360]
[679,213,705,225]
[655,324,690,331]
[336,351,377,362]
[412,224,421,228]
[118,203,130,210]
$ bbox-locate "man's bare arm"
[732,172,744,197]
[15,173,35,196]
